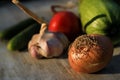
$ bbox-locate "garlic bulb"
[12,0,70,58]
[28,23,69,58]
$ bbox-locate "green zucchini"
[79,0,120,45]
[7,23,41,51]
[0,18,36,40]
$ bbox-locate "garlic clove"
[38,32,64,58]
[29,45,43,58]
[28,34,40,49]
[55,32,70,48]
[28,34,43,58]
[28,23,70,58]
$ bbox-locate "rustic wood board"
[0,1,120,80]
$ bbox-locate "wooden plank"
[1,41,120,80]
[0,1,120,80]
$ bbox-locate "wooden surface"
[0,1,120,80]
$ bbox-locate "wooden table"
[0,1,120,80]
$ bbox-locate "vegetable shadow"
[59,51,68,59]
[95,54,120,74]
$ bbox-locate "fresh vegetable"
[48,5,81,41]
[78,0,120,45]
[12,0,70,58]
[0,18,36,40]
[68,34,113,73]
[7,23,40,51]
[28,23,69,58]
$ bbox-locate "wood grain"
[0,1,120,80]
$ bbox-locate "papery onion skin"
[68,34,113,73]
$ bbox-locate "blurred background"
[0,0,78,30]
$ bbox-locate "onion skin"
[68,34,113,73]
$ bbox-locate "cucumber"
[0,18,36,40]
[7,23,41,51]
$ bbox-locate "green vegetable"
[0,18,36,40]
[79,0,120,45]
[7,23,40,51]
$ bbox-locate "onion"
[68,34,113,73]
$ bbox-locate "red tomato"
[48,11,81,41]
